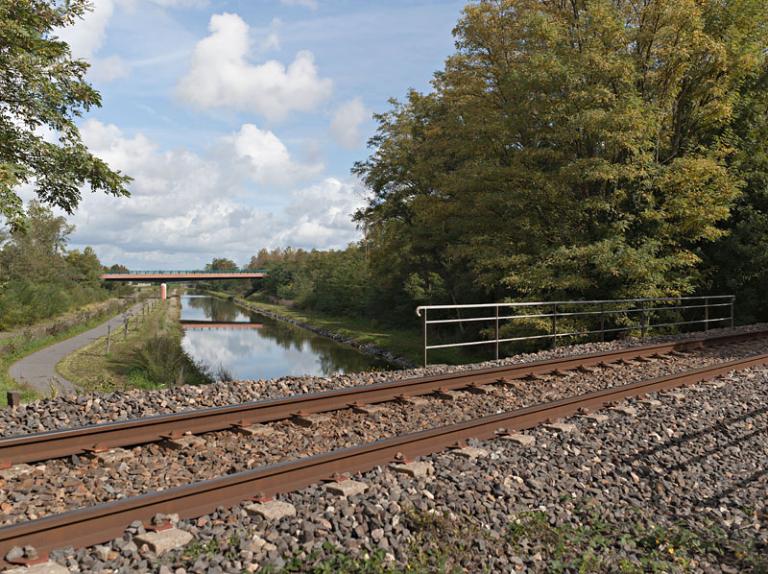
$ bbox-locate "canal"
[180,295,392,380]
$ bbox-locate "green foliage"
[275,543,403,574]
[505,509,767,573]
[205,257,239,271]
[0,202,120,329]
[0,0,130,229]
[353,0,768,311]
[249,246,377,317]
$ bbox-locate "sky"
[37,0,467,269]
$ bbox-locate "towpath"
[9,303,143,396]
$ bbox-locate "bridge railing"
[104,269,267,275]
[415,295,735,367]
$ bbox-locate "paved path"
[9,303,143,396]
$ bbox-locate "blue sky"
[48,0,466,269]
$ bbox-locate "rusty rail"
[1,328,766,468]
[1,350,767,565]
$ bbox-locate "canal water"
[180,295,391,380]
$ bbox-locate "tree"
[0,0,130,230]
[205,258,239,272]
[355,0,768,310]
[0,201,109,328]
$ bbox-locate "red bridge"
[100,271,266,283]
[100,270,266,300]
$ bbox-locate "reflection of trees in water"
[187,296,390,374]
[185,296,244,323]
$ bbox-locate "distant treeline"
[240,1,768,327]
[0,202,130,330]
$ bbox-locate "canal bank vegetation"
[57,295,213,392]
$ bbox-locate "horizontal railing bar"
[417,295,734,315]
[426,304,732,325]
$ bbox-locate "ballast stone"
[454,446,489,459]
[246,500,297,521]
[389,461,433,478]
[134,528,193,556]
[499,433,535,447]
[325,480,368,497]
[4,562,69,574]
[545,422,577,433]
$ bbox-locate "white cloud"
[56,0,129,82]
[68,120,363,268]
[228,124,323,185]
[281,0,319,9]
[330,98,369,149]
[279,177,366,246]
[176,13,332,121]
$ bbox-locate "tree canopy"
[354,0,768,311]
[0,0,130,230]
[0,201,115,328]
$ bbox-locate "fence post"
[106,325,111,354]
[730,296,735,329]
[704,297,710,331]
[495,305,500,361]
[6,391,21,408]
[599,303,605,342]
[124,317,129,339]
[423,308,428,368]
[640,301,647,339]
[551,304,557,348]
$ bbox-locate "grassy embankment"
[206,290,470,366]
[58,296,212,392]
[0,298,136,406]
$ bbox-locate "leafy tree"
[0,0,130,230]
[107,263,129,274]
[0,201,110,328]
[205,258,239,272]
[355,0,768,310]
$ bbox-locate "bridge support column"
[160,283,167,301]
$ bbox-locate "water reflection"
[180,295,391,379]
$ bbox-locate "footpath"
[9,303,144,396]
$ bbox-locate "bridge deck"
[101,273,266,282]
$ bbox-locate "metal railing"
[416,295,735,366]
[104,269,267,275]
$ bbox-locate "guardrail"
[415,295,735,366]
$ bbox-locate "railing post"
[551,304,557,348]
[704,297,710,331]
[730,296,735,329]
[495,305,500,361]
[599,303,605,342]
[6,391,20,408]
[423,308,428,368]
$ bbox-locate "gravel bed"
[1,338,766,529]
[27,353,767,572]
[2,323,767,439]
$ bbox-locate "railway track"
[1,345,767,567]
[1,328,765,468]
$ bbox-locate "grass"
[0,299,132,406]
[263,506,768,574]
[58,296,213,392]
[206,290,473,366]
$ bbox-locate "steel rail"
[1,350,767,566]
[1,329,766,468]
